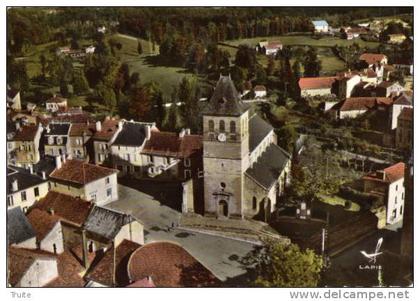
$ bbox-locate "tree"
[235,44,257,72]
[96,82,117,110]
[255,65,267,85]
[389,69,406,85]
[129,85,152,120]
[39,54,47,79]
[266,56,275,76]
[8,57,29,92]
[164,87,182,131]
[303,47,321,77]
[276,125,298,154]
[137,40,143,55]
[73,70,90,95]
[244,239,323,287]
[178,77,200,132]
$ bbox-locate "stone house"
[8,123,43,167]
[7,207,37,249]
[264,42,283,55]
[8,247,58,287]
[253,85,267,98]
[45,95,68,113]
[337,97,393,119]
[298,76,338,97]
[43,122,71,157]
[390,93,413,130]
[7,167,49,212]
[110,120,156,176]
[395,107,413,150]
[27,209,64,254]
[362,162,405,228]
[49,157,119,205]
[91,118,122,165]
[359,53,388,67]
[30,191,94,249]
[201,76,291,221]
[68,122,96,160]
[83,206,144,255]
[141,129,203,180]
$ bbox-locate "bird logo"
[360,237,383,264]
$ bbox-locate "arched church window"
[219,120,225,132]
[230,121,236,133]
[209,120,214,132]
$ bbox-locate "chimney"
[55,155,62,169]
[49,208,55,215]
[81,229,90,269]
[62,154,67,163]
[15,121,21,131]
[118,120,123,129]
[11,179,18,192]
[29,165,34,174]
[376,170,386,180]
[96,121,102,132]
[179,128,186,138]
[185,128,191,135]
[42,171,46,180]
[145,125,151,139]
[105,116,111,120]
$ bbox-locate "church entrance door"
[218,200,228,217]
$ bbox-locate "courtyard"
[105,183,257,282]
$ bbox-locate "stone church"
[202,75,291,221]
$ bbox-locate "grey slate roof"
[394,94,413,105]
[248,114,274,152]
[246,144,291,190]
[112,122,150,146]
[46,123,70,136]
[7,207,36,245]
[84,206,134,240]
[203,76,249,116]
[7,167,48,195]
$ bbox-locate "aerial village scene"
[6,7,413,288]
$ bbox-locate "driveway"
[105,184,256,282]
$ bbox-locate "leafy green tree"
[235,44,257,72]
[128,85,152,120]
[304,47,321,77]
[178,77,200,132]
[266,56,275,76]
[164,87,182,131]
[96,82,117,110]
[389,69,406,85]
[73,70,90,95]
[255,65,267,85]
[244,239,323,287]
[7,57,30,92]
[39,54,47,79]
[276,125,298,153]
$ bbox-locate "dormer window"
[56,137,62,144]
[48,137,54,145]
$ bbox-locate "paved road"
[105,184,256,281]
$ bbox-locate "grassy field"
[319,194,360,212]
[225,34,380,48]
[109,33,208,99]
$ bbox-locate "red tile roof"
[266,42,282,49]
[86,239,141,287]
[340,97,393,111]
[359,53,387,65]
[363,162,405,184]
[27,209,61,241]
[44,246,90,287]
[127,241,219,287]
[299,77,337,90]
[126,277,156,287]
[50,159,117,185]
[13,125,39,141]
[254,85,266,91]
[69,123,96,137]
[8,247,57,286]
[143,132,202,158]
[92,119,120,140]
[46,95,67,104]
[31,191,93,227]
